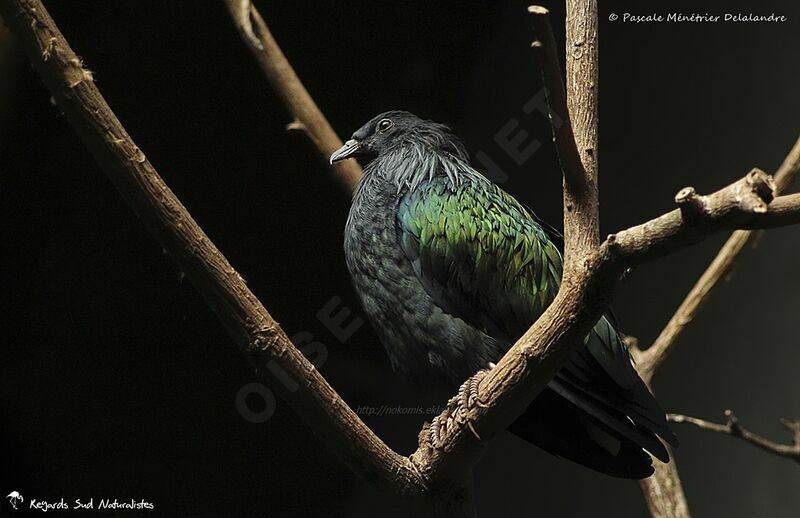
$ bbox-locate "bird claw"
[460,369,489,409]
[427,368,490,449]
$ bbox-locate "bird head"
[329,111,468,166]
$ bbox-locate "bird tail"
[509,387,659,479]
[507,336,678,479]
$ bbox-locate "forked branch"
[638,137,800,381]
[669,411,800,464]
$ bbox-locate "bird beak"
[330,139,362,164]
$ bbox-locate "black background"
[1,1,799,516]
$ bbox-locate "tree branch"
[221,0,362,191]
[669,411,800,464]
[638,137,800,380]
[562,0,600,260]
[602,169,800,265]
[0,0,418,495]
[528,6,587,206]
[637,444,691,518]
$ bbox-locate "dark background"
[1,1,798,516]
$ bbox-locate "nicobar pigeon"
[331,111,677,478]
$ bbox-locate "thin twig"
[0,0,418,494]
[222,0,362,191]
[528,6,587,200]
[669,411,800,464]
[640,137,800,380]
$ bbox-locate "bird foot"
[428,367,491,449]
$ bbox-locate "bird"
[331,110,676,478]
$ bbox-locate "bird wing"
[396,169,677,453]
[396,171,631,360]
[396,172,563,343]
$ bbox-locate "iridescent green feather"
[397,173,562,342]
[396,170,637,388]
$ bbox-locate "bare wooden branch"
[638,445,691,518]
[222,0,362,191]
[0,0,419,494]
[603,169,800,265]
[669,411,800,464]
[561,0,600,260]
[639,137,800,380]
[772,138,800,193]
[528,6,587,204]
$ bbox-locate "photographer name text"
[609,12,788,23]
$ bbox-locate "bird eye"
[376,118,393,133]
